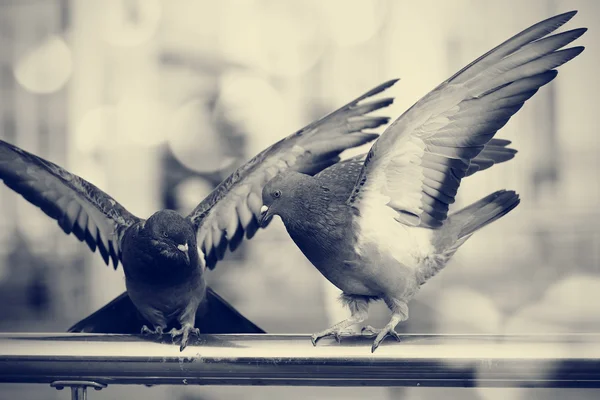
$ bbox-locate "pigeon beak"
[259,205,273,227]
[177,243,190,264]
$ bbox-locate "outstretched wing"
[188,79,398,268]
[348,11,584,228]
[0,140,140,268]
[316,138,517,199]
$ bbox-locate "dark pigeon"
[260,11,585,352]
[0,79,397,350]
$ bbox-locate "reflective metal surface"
[0,333,599,387]
[51,380,106,400]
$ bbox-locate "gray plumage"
[261,11,585,352]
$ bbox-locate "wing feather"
[0,140,140,268]
[349,12,585,229]
[189,79,398,268]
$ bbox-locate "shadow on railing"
[0,333,599,399]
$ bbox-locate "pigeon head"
[260,171,321,226]
[145,209,197,266]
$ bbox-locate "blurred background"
[0,0,598,399]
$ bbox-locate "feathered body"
[119,211,205,333]
[274,174,358,292]
[266,168,513,311]
[262,11,584,352]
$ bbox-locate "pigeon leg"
[170,324,200,351]
[311,295,369,346]
[171,297,202,351]
[369,299,408,353]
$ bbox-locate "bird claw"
[141,325,164,336]
[311,328,355,346]
[170,326,200,351]
[311,331,333,346]
[370,326,401,353]
[333,332,343,343]
[360,325,380,337]
[310,333,321,346]
[141,325,153,335]
[312,324,401,351]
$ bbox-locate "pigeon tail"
[68,287,264,335]
[429,189,520,262]
[451,189,521,240]
[197,287,265,334]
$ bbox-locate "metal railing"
[0,333,599,398]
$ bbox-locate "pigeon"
[260,11,585,352]
[0,79,397,350]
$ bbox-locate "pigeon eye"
[162,232,169,238]
[273,190,281,198]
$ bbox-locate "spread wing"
[348,11,585,228]
[0,140,140,268]
[188,79,398,268]
[316,138,516,199]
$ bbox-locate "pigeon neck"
[280,190,353,266]
[280,183,332,220]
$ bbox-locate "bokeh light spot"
[320,0,388,47]
[13,35,73,94]
[216,70,288,157]
[174,177,215,213]
[219,1,324,77]
[116,94,168,147]
[168,98,231,173]
[74,106,118,153]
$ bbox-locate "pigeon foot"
[141,325,164,335]
[170,324,200,351]
[362,325,401,353]
[311,327,359,345]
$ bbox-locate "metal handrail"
[0,333,599,394]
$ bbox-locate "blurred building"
[0,0,598,399]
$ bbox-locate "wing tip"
[375,97,395,108]
[352,132,381,147]
[566,45,586,57]
[362,78,400,99]
[543,10,578,28]
[558,10,578,20]
[550,46,585,68]
[569,27,588,38]
[489,138,512,147]
[547,69,559,79]
[382,78,401,88]
[368,116,392,128]
[538,10,579,37]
